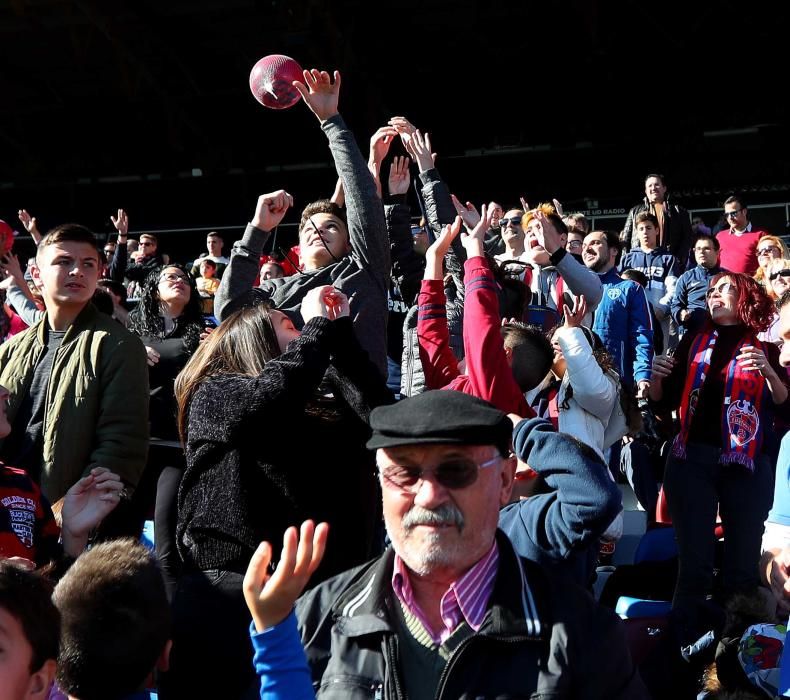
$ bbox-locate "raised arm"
[499,417,622,560]
[215,190,292,320]
[294,70,389,286]
[417,219,463,388]
[18,209,42,245]
[457,206,531,415]
[107,209,129,282]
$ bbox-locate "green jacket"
[0,304,150,501]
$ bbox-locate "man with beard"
[291,390,646,699]
[583,230,653,394]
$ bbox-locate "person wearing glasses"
[650,272,789,648]
[260,390,642,699]
[563,212,590,264]
[493,208,528,265]
[756,258,790,345]
[163,285,392,699]
[753,234,789,290]
[716,195,769,275]
[127,264,205,597]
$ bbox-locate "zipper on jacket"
[384,634,406,700]
[433,634,530,699]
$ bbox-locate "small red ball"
[249,54,304,110]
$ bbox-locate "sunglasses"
[769,269,790,281]
[499,217,522,228]
[725,208,743,218]
[705,281,735,298]
[379,455,500,493]
[758,246,780,257]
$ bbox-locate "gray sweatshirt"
[214,114,390,377]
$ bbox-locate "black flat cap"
[367,390,512,456]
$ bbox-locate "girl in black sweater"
[161,285,392,700]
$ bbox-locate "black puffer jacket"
[296,530,647,699]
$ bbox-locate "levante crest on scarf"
[726,399,759,447]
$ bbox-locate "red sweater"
[716,229,765,274]
[417,256,534,417]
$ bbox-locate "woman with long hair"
[753,235,789,289]
[759,258,790,344]
[650,272,789,644]
[126,264,204,594]
[161,285,392,700]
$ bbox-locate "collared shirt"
[391,540,499,645]
[729,221,753,235]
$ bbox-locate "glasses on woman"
[379,455,500,493]
[758,246,781,257]
[160,272,188,283]
[705,281,735,298]
[769,269,790,282]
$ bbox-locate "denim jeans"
[664,442,773,617]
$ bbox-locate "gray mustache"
[402,504,465,531]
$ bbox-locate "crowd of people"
[2,67,790,699]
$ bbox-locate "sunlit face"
[298,213,350,270]
[0,607,56,700]
[566,231,584,255]
[271,310,300,353]
[645,176,666,204]
[757,240,782,270]
[769,263,790,299]
[524,219,550,265]
[260,262,284,280]
[694,239,719,269]
[488,202,504,227]
[706,276,739,325]
[582,232,614,273]
[378,443,514,579]
[500,209,525,249]
[636,221,659,250]
[724,201,748,231]
[549,329,566,377]
[206,235,223,257]
[138,236,157,256]
[157,267,191,307]
[199,260,216,279]
[31,241,99,308]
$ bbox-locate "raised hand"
[330,177,345,207]
[61,468,124,555]
[369,126,398,165]
[292,69,341,123]
[388,156,411,197]
[450,194,482,231]
[243,520,329,632]
[562,296,588,328]
[388,115,417,140]
[403,129,436,173]
[251,190,294,232]
[18,209,41,244]
[552,198,565,217]
[460,203,493,258]
[0,253,25,283]
[519,196,530,212]
[529,209,564,254]
[111,208,129,237]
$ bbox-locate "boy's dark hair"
[634,212,659,229]
[693,232,721,251]
[724,194,746,210]
[501,322,554,392]
[645,173,666,186]
[53,539,170,700]
[200,258,218,269]
[298,199,348,234]
[37,223,99,255]
[0,561,60,672]
[621,268,648,287]
[206,231,224,241]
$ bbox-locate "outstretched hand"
[562,296,588,328]
[61,468,124,552]
[388,156,411,196]
[293,69,341,123]
[251,190,294,232]
[529,209,564,255]
[459,203,494,257]
[243,520,329,632]
[402,129,436,173]
[450,195,481,230]
[111,208,129,237]
[426,217,462,262]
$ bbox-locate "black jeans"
[664,442,773,622]
[159,569,258,700]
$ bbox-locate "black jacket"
[177,316,393,580]
[622,195,694,265]
[296,530,647,699]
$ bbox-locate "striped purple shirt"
[391,541,499,645]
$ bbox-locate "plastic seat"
[615,596,672,619]
[633,526,677,565]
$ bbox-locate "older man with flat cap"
[292,390,645,699]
